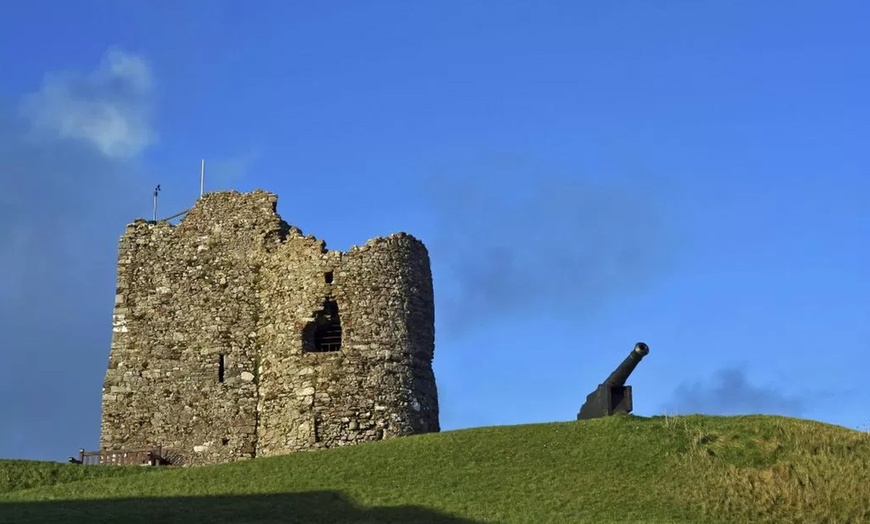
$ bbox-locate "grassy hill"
[1,414,868,523]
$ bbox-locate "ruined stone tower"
[100,190,439,465]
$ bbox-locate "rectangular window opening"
[218,354,225,383]
[324,271,334,284]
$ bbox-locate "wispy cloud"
[662,367,807,417]
[424,157,679,336]
[19,48,156,159]
[0,49,152,460]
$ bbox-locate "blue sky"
[1,1,868,461]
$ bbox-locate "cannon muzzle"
[577,342,650,421]
[603,342,649,387]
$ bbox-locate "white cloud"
[19,48,156,159]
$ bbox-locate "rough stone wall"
[100,190,439,465]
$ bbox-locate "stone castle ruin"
[100,190,439,465]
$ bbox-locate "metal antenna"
[199,159,205,198]
[152,184,161,221]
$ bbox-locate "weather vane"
[149,160,204,223]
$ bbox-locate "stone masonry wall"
[256,233,439,455]
[100,190,439,465]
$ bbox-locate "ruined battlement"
[100,190,439,465]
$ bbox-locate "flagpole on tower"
[200,159,205,198]
[152,185,161,221]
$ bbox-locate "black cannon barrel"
[602,342,650,387]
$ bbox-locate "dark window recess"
[221,438,230,446]
[324,271,334,284]
[303,299,342,352]
[218,354,225,383]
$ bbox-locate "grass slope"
[1,415,868,523]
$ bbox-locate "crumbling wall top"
[121,190,428,257]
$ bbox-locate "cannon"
[577,342,650,420]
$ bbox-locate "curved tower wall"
[257,232,438,455]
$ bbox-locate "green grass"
[0,459,157,495]
[1,415,868,523]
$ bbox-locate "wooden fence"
[77,446,168,466]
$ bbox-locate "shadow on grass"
[0,491,484,524]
